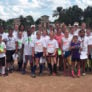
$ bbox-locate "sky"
[0,0,92,21]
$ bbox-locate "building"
[13,18,20,25]
[40,15,49,28]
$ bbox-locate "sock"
[33,65,37,74]
[2,66,5,75]
[48,63,52,74]
[39,64,43,74]
[53,64,57,73]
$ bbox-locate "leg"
[71,62,75,77]
[77,61,81,77]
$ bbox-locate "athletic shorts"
[35,52,43,58]
[24,55,33,63]
[71,57,80,62]
[0,57,5,66]
[63,51,71,58]
[6,50,15,63]
[47,53,56,57]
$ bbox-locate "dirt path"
[0,72,92,92]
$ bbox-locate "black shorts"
[0,57,5,66]
[6,50,15,63]
[35,52,43,58]
[72,58,80,62]
[47,53,56,57]
[64,51,71,58]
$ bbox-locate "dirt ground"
[0,70,92,92]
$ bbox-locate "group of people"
[0,22,92,78]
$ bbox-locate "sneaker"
[9,69,13,73]
[22,70,26,75]
[31,74,36,78]
[53,72,56,76]
[82,72,86,76]
[39,73,43,76]
[2,73,8,77]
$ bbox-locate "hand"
[43,52,46,57]
[15,50,18,53]
[46,52,48,56]
[52,53,56,56]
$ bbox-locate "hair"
[8,26,13,31]
[18,24,25,31]
[0,26,3,31]
[79,29,85,33]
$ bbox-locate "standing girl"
[46,31,58,75]
[0,35,7,76]
[32,31,46,77]
[70,35,81,77]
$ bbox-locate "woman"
[32,31,46,77]
[46,31,58,75]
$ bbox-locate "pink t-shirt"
[55,34,64,48]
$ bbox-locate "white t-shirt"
[62,37,72,51]
[33,38,46,53]
[0,33,8,40]
[79,36,88,59]
[41,35,50,44]
[23,36,34,55]
[0,42,6,58]
[5,36,17,50]
[16,37,23,49]
[74,29,80,36]
[31,31,37,42]
[46,39,58,53]
[69,33,74,40]
[22,31,27,38]
[13,30,18,38]
[87,35,92,45]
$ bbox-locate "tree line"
[53,5,92,27]
[0,5,92,29]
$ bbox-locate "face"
[73,36,78,42]
[42,30,47,36]
[80,30,85,37]
[36,31,41,39]
[0,27,3,33]
[62,24,67,33]
[74,25,78,30]
[14,25,19,30]
[18,31,22,38]
[9,29,13,36]
[86,29,91,36]
[49,31,54,39]
[31,27,35,33]
[27,28,31,36]
[81,23,86,30]
[57,28,61,34]
[64,30,69,37]
[49,26,53,31]
[20,25,24,31]
[70,27,74,34]
[0,36,2,42]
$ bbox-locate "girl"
[22,27,34,76]
[79,29,89,76]
[0,35,7,76]
[70,35,81,77]
[46,31,58,75]
[16,31,23,71]
[55,28,64,71]
[62,30,72,75]
[32,31,46,77]
[4,27,17,73]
